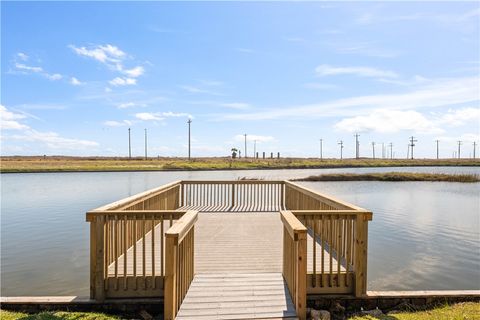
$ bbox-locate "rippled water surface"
[1,167,479,295]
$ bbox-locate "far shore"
[0,156,479,173]
[294,172,480,183]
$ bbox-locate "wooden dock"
[87,180,372,320]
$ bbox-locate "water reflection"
[1,167,479,295]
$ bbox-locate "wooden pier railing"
[280,210,307,320]
[164,210,197,320]
[180,180,284,212]
[86,179,372,319]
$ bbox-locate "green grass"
[0,310,119,320]
[1,156,479,173]
[348,302,480,320]
[294,172,480,183]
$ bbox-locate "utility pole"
[389,142,393,159]
[406,144,410,159]
[372,142,376,159]
[435,140,439,159]
[354,133,360,159]
[319,139,323,161]
[473,141,477,159]
[144,128,147,160]
[409,136,417,159]
[128,128,131,159]
[244,134,247,158]
[457,141,462,159]
[382,142,385,159]
[254,140,257,158]
[187,119,192,160]
[338,140,344,160]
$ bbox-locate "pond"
[1,166,479,296]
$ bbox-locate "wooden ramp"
[175,273,297,320]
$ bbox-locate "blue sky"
[1,2,479,158]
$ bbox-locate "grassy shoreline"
[294,172,480,183]
[2,302,479,319]
[1,156,479,173]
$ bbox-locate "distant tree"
[231,148,238,159]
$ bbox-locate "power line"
[409,136,417,159]
[319,139,323,161]
[354,133,360,159]
[144,128,147,160]
[338,140,344,160]
[187,119,192,160]
[128,128,131,159]
[474,141,477,159]
[244,134,247,158]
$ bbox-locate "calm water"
[1,167,479,296]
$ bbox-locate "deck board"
[175,273,297,320]
[108,212,345,276]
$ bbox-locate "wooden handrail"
[164,210,198,320]
[280,210,307,320]
[181,180,285,185]
[291,210,373,220]
[86,210,186,222]
[285,180,368,211]
[89,180,181,212]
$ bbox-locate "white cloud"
[103,120,133,127]
[0,105,29,130]
[219,102,251,110]
[180,85,219,95]
[315,64,398,78]
[334,107,480,135]
[17,52,29,61]
[14,62,62,81]
[334,109,443,134]
[123,66,144,78]
[234,134,275,143]
[135,111,192,121]
[45,73,62,81]
[221,77,479,121]
[10,129,99,149]
[69,44,125,64]
[437,133,480,143]
[15,62,43,73]
[109,77,137,86]
[435,107,480,127]
[135,113,164,121]
[70,77,84,86]
[117,102,142,109]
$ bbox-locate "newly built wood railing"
[283,181,372,297]
[280,210,307,320]
[180,180,284,212]
[87,178,372,319]
[164,210,197,320]
[86,181,184,300]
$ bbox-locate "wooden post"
[295,229,307,320]
[165,236,178,320]
[354,213,368,296]
[94,216,105,302]
[89,220,96,299]
[231,183,235,209]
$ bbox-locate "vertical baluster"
[312,215,316,288]
[337,216,342,287]
[152,214,156,289]
[329,215,333,287]
[124,215,128,290]
[104,216,109,290]
[133,215,137,290]
[161,216,164,276]
[142,214,146,289]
